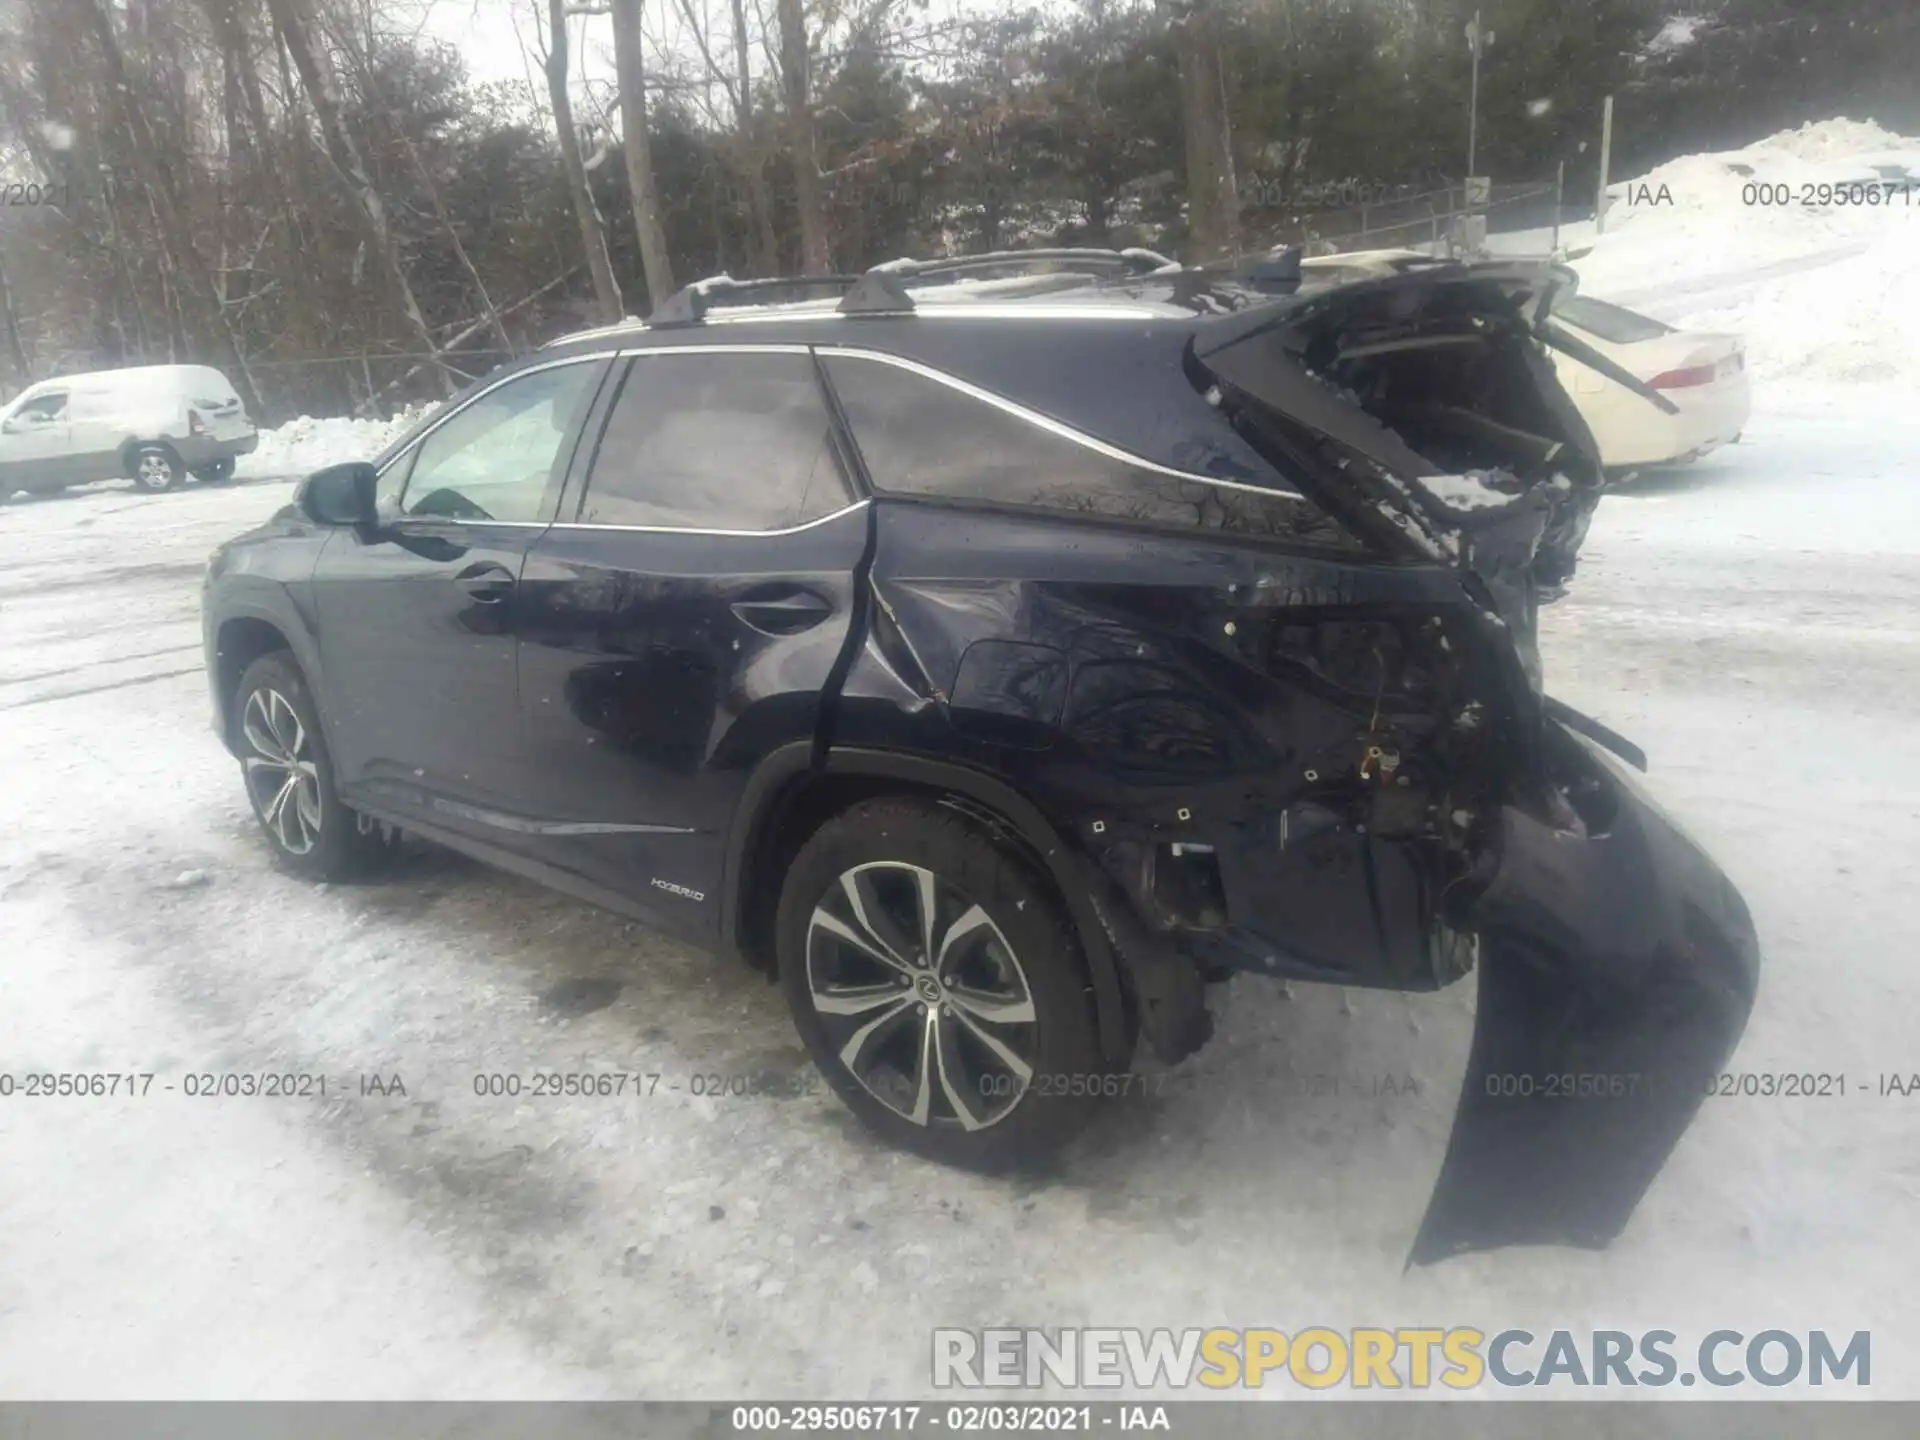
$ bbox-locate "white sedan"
[1295,250,1751,473]
[1547,293,1750,472]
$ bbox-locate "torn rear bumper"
[1411,727,1760,1263]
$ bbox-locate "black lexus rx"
[202,252,1759,1263]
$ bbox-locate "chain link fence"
[242,348,522,425]
[1244,178,1569,259]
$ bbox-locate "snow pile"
[1571,119,1920,385]
[1413,469,1530,514]
[236,403,436,480]
[1643,14,1705,56]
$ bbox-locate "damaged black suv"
[202,250,1759,1263]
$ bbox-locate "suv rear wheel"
[234,651,399,880]
[777,797,1110,1169]
[130,444,182,492]
[192,458,236,484]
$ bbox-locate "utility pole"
[1596,94,1615,236]
[1554,159,1565,253]
[1459,12,1493,258]
[1466,12,1489,179]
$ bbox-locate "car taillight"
[1647,364,1718,390]
[189,409,210,435]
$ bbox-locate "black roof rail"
[648,274,865,327]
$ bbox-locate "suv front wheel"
[777,797,1113,1169]
[233,651,399,880]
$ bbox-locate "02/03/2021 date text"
[0,180,71,206]
[0,1071,406,1098]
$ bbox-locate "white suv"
[0,363,259,497]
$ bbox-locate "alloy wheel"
[241,687,323,855]
[135,452,175,490]
[806,861,1038,1131]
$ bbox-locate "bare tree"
[0,251,31,387]
[609,0,676,307]
[324,17,516,357]
[261,0,454,393]
[776,0,830,274]
[664,0,778,275]
[0,35,143,360]
[548,0,625,322]
[81,0,266,412]
[1170,0,1239,262]
[730,0,778,274]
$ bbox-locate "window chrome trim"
[386,342,1309,536]
[612,342,815,358]
[814,346,1310,502]
[548,499,869,539]
[378,518,553,530]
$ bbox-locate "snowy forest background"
[0,0,1913,419]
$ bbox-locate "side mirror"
[296,461,379,526]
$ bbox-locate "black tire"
[233,651,399,881]
[129,444,182,492]
[192,458,236,484]
[777,797,1112,1170]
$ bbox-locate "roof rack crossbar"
[637,248,1192,328]
[870,247,1180,283]
[649,274,865,327]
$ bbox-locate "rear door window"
[1553,295,1673,345]
[821,352,1367,551]
[397,360,601,523]
[576,351,851,530]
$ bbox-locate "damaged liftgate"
[1190,261,1760,1262]
[857,259,1760,1264]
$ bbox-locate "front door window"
[6,392,68,429]
[396,364,601,524]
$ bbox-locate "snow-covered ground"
[2,122,1918,1402]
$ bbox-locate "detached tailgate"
[1190,261,1610,687]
